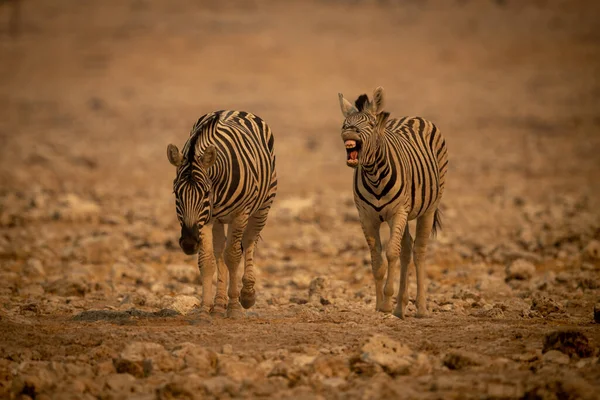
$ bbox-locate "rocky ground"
[1,0,600,399]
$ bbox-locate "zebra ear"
[376,111,390,135]
[371,86,385,115]
[167,144,183,167]
[339,93,358,117]
[199,145,217,169]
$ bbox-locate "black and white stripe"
[338,87,448,319]
[167,110,277,317]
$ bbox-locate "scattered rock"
[163,295,200,315]
[53,194,100,222]
[308,276,327,304]
[311,355,350,378]
[531,294,564,317]
[166,264,198,283]
[118,342,178,374]
[542,350,570,365]
[44,278,89,297]
[505,259,535,281]
[19,284,45,297]
[172,343,217,375]
[543,330,595,358]
[104,373,137,392]
[23,258,45,278]
[582,240,600,261]
[359,334,413,376]
[442,350,488,370]
[75,234,128,264]
[218,358,263,383]
[222,344,233,355]
[201,376,240,396]
[268,360,303,384]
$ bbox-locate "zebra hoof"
[392,308,406,320]
[240,289,256,309]
[226,304,244,319]
[211,305,227,317]
[187,310,212,325]
[378,300,393,314]
[415,309,430,319]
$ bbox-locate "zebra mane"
[185,113,219,163]
[354,94,371,112]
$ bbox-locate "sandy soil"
[1,0,600,399]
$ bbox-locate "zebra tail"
[431,207,443,238]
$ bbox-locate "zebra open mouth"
[345,140,360,167]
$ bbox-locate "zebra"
[338,87,448,319]
[166,110,277,318]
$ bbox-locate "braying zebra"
[166,110,277,318]
[338,87,448,319]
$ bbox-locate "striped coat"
[339,87,448,319]
[167,110,277,317]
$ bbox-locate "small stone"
[53,194,100,222]
[222,344,233,355]
[582,240,600,261]
[119,342,177,372]
[442,350,487,370]
[163,295,200,315]
[292,354,317,368]
[360,334,413,376]
[166,264,198,283]
[542,350,570,365]
[19,284,45,297]
[95,360,116,376]
[218,359,262,383]
[172,343,217,375]
[290,274,312,290]
[44,279,89,297]
[23,258,45,278]
[321,377,346,388]
[308,276,327,303]
[543,330,594,358]
[77,235,128,264]
[531,294,564,316]
[506,259,536,281]
[440,304,453,312]
[311,355,350,378]
[201,376,239,396]
[104,373,136,392]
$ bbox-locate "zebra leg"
[240,206,271,309]
[394,225,413,319]
[224,214,249,318]
[211,222,228,316]
[197,225,216,315]
[382,212,408,313]
[360,218,386,312]
[413,211,435,318]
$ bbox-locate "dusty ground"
[1,0,600,399]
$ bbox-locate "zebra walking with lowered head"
[166,110,277,318]
[338,87,448,319]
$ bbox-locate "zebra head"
[166,142,217,255]
[338,86,387,168]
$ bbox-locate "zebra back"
[178,110,277,222]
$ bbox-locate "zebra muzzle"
[345,140,359,167]
[179,224,200,255]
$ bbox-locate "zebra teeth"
[345,140,357,149]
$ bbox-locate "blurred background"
[1,0,599,250]
[0,0,599,273]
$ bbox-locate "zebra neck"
[360,139,391,183]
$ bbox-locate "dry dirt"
[1,0,600,399]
